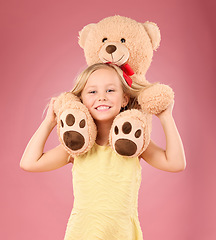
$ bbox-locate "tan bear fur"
[78,15,174,114]
[54,15,174,157]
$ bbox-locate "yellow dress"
[64,143,143,240]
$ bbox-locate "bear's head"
[78,15,161,84]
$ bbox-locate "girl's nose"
[98,96,107,101]
[98,93,107,101]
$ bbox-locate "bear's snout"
[99,42,130,65]
[106,45,117,54]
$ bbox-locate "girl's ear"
[122,94,130,107]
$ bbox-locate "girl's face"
[81,68,129,124]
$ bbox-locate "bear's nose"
[106,45,117,54]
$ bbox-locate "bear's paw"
[57,102,97,157]
[109,110,151,158]
[138,84,174,115]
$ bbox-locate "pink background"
[1,0,215,239]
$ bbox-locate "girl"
[20,63,186,239]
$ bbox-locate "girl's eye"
[89,91,96,94]
[107,89,114,93]
[121,38,126,43]
[102,38,108,42]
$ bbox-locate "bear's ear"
[143,21,161,51]
[78,23,96,48]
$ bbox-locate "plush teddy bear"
[54,15,174,158]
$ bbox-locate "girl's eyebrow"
[84,85,97,90]
[104,83,118,88]
[85,83,117,89]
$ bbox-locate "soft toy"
[54,15,174,158]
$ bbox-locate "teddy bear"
[53,15,174,158]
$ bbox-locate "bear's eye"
[121,38,126,43]
[102,38,108,43]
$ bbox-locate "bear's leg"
[109,110,152,158]
[54,93,97,157]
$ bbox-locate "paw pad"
[66,114,75,126]
[122,122,132,134]
[63,130,85,151]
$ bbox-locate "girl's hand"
[156,100,174,121]
[44,98,57,126]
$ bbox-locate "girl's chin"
[91,109,120,122]
[93,116,116,123]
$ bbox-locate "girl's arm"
[20,98,73,172]
[140,101,186,172]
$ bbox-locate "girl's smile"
[95,105,111,111]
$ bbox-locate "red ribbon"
[120,63,134,87]
[106,62,134,87]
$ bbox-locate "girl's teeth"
[97,106,110,110]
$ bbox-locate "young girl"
[20,63,186,239]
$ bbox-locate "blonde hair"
[71,63,148,110]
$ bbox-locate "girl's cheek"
[84,97,94,106]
